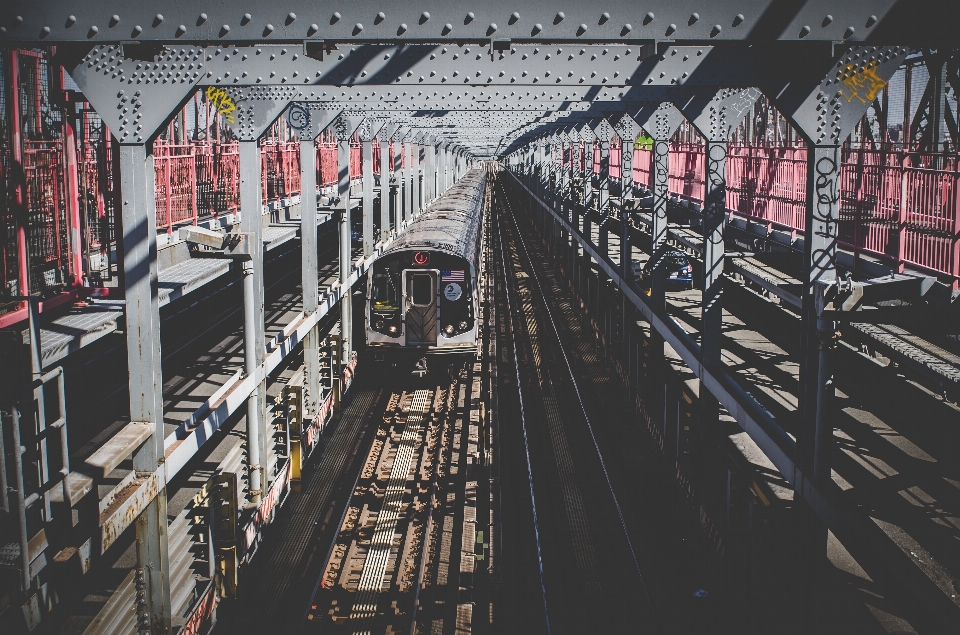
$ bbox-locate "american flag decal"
[441,270,465,282]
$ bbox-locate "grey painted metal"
[334,113,364,365]
[118,144,172,633]
[412,141,421,217]
[239,140,266,503]
[288,103,339,422]
[611,114,640,279]
[1,2,940,44]
[675,88,758,437]
[362,139,375,257]
[378,127,391,243]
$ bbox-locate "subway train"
[365,167,487,365]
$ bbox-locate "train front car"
[366,169,486,367]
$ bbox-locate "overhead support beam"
[6,3,943,44]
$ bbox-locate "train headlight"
[459,321,468,330]
[388,325,398,334]
[375,318,385,329]
[444,325,455,335]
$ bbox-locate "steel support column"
[299,136,321,422]
[621,138,635,279]
[337,136,352,366]
[119,143,171,633]
[404,141,413,224]
[239,139,266,503]
[379,134,391,242]
[797,144,841,632]
[411,142,419,216]
[362,140,374,258]
[597,135,610,259]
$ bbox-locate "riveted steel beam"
[2,1,942,44]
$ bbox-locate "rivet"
[332,12,341,23]
[822,15,833,27]
[843,26,854,39]
[665,23,676,36]
[264,24,274,35]
[866,14,877,28]
[710,24,721,37]
[41,26,50,35]
[176,25,186,37]
[220,24,230,35]
[577,24,587,35]
[420,12,431,23]
[308,23,318,35]
[198,13,207,24]
[354,23,363,34]
[398,23,407,34]
[154,14,164,25]
[443,23,452,34]
[689,13,699,25]
[66,15,77,27]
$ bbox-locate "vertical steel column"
[379,135,391,242]
[621,138,635,279]
[300,136,321,421]
[414,143,422,216]
[570,140,581,282]
[119,144,172,633]
[427,142,437,203]
[582,137,594,302]
[404,142,413,224]
[391,142,401,235]
[9,50,30,301]
[598,138,610,258]
[650,138,671,430]
[338,137,352,367]
[62,99,84,285]
[797,144,840,631]
[239,139,266,503]
[362,140,374,258]
[700,139,728,431]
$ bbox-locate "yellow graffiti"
[205,86,237,124]
[838,61,887,105]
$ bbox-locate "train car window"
[411,274,433,306]
[372,270,400,310]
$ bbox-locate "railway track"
[490,171,662,634]
[302,362,478,634]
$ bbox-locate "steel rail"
[493,176,553,635]
[496,171,663,632]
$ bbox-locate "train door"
[403,270,438,346]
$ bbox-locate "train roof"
[381,168,486,266]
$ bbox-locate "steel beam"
[118,143,171,634]
[4,3,940,44]
[287,103,338,424]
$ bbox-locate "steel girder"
[1,1,948,44]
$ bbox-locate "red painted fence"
[567,143,960,284]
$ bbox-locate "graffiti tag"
[838,61,887,105]
[205,86,237,124]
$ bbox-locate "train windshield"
[372,269,400,310]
